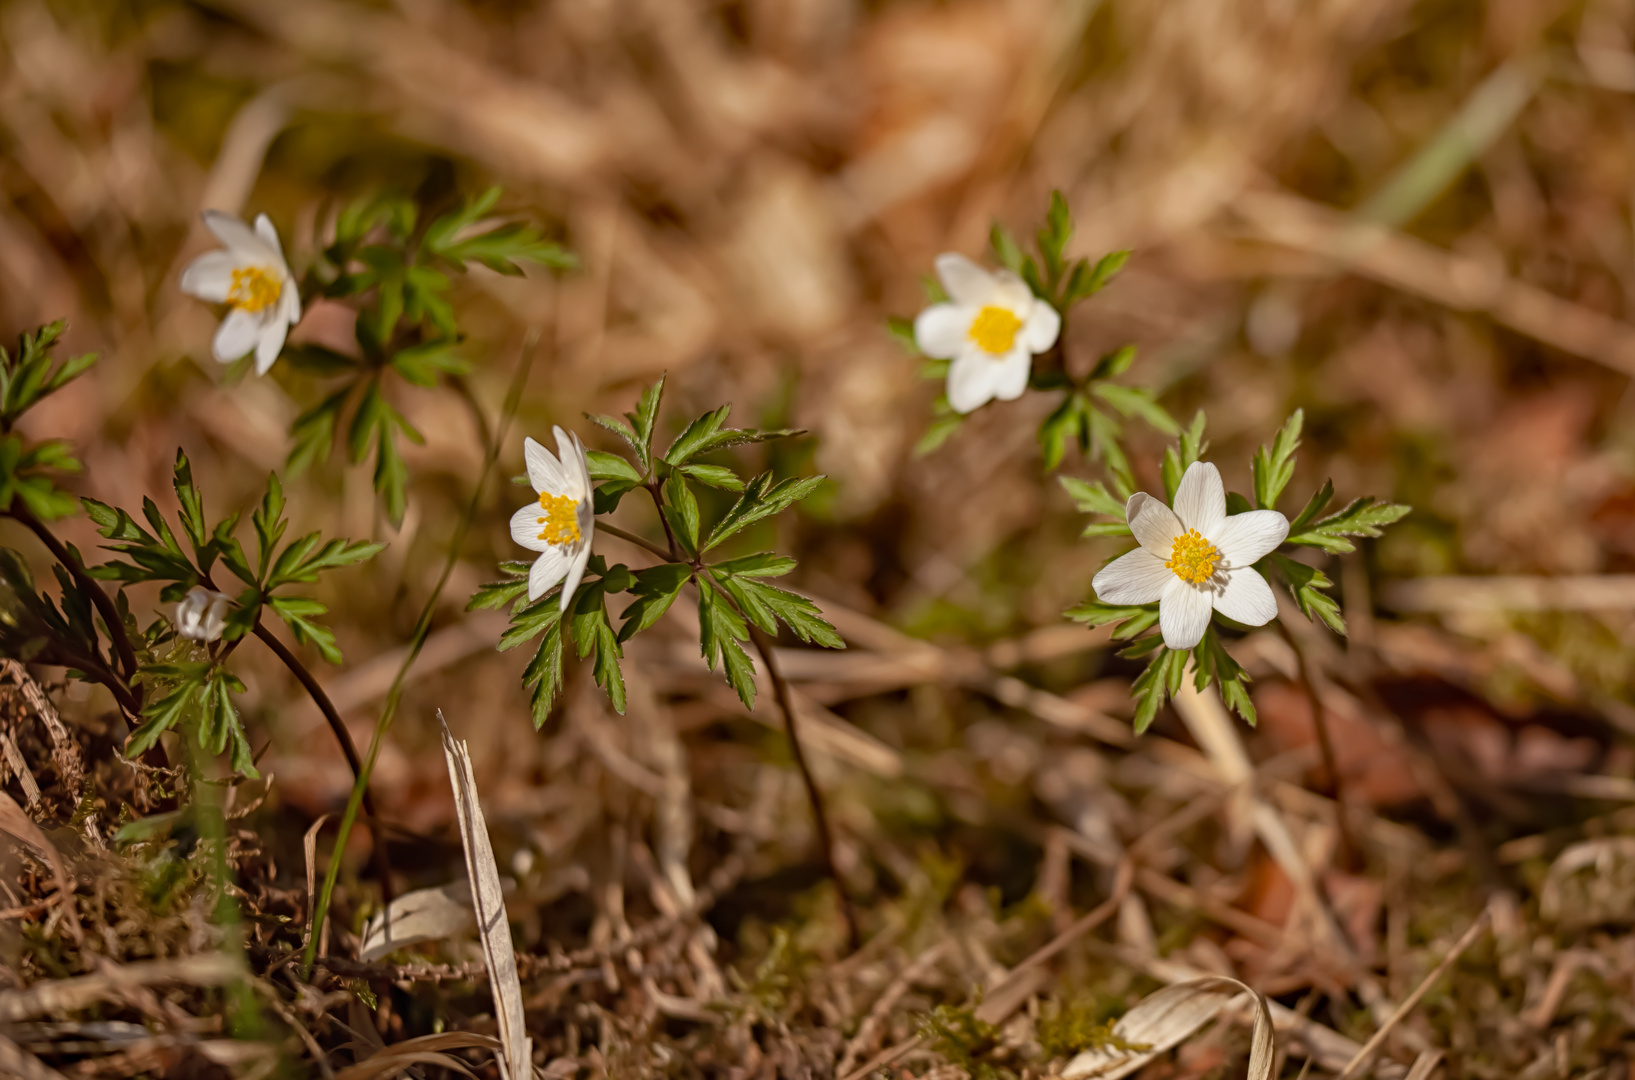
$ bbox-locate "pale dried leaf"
[333,1033,502,1080]
[439,709,531,1080]
[1062,976,1275,1080]
[359,882,476,961]
[0,789,78,941]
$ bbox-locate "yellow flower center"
[1165,529,1219,584]
[228,266,282,314]
[968,305,1022,355]
[535,492,581,546]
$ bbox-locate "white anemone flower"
[175,586,230,643]
[510,426,595,611]
[913,253,1062,414]
[180,210,301,375]
[1091,462,1289,651]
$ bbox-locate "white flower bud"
[175,586,230,643]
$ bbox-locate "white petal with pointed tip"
[1207,509,1289,567]
[1172,462,1226,535]
[253,213,286,261]
[254,313,287,375]
[991,347,1032,401]
[212,307,260,362]
[180,251,237,303]
[1092,547,1173,606]
[1022,301,1061,353]
[523,436,569,495]
[202,209,275,262]
[527,546,571,601]
[946,349,1005,414]
[510,503,550,553]
[1160,579,1213,650]
[1127,493,1182,555]
[935,253,997,306]
[914,303,971,359]
[1212,567,1278,627]
[559,543,593,613]
[553,426,587,501]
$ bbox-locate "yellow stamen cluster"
[228,266,282,313]
[1166,529,1219,584]
[968,305,1022,355]
[535,492,581,546]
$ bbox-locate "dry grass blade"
[439,709,531,1080]
[0,1030,68,1080]
[1403,1049,1444,1080]
[1335,911,1491,1079]
[333,1033,502,1080]
[359,882,476,961]
[0,790,79,942]
[1062,976,1275,1080]
[0,955,243,1022]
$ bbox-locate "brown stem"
[252,619,396,902]
[747,623,860,950]
[644,481,682,561]
[8,505,140,686]
[596,521,674,563]
[1276,618,1360,870]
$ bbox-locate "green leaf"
[1091,383,1177,436]
[990,224,1026,275]
[588,412,640,453]
[703,472,825,552]
[662,406,730,467]
[710,552,796,578]
[618,562,692,641]
[569,588,626,713]
[524,619,566,728]
[915,406,964,457]
[662,471,700,555]
[593,478,640,515]
[585,450,643,484]
[1161,411,1209,503]
[1252,409,1303,511]
[1287,497,1411,553]
[268,595,344,664]
[628,376,666,471]
[287,388,350,477]
[348,380,388,464]
[886,315,920,355]
[267,535,384,590]
[1038,394,1080,472]
[713,571,843,650]
[1062,249,1130,305]
[1087,344,1136,382]
[680,464,744,491]
[468,574,532,612]
[1191,627,1255,726]
[389,338,469,387]
[172,449,207,550]
[1064,600,1158,641]
[375,425,410,528]
[281,344,359,376]
[1269,553,1345,636]
[698,584,757,710]
[1287,478,1335,533]
[1037,190,1073,284]
[1060,475,1126,518]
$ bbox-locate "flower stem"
[596,521,674,562]
[1275,618,1360,870]
[7,504,140,689]
[300,335,536,978]
[251,619,395,902]
[747,623,860,951]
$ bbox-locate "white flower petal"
[180,251,238,303]
[202,209,275,261]
[946,349,1003,414]
[253,213,287,264]
[934,253,996,306]
[510,503,550,552]
[554,426,586,501]
[528,547,571,602]
[1021,300,1061,353]
[524,436,569,495]
[1159,579,1213,650]
[282,275,303,325]
[1126,492,1182,556]
[914,303,971,359]
[254,313,287,375]
[559,543,593,613]
[1173,462,1226,535]
[990,347,1031,401]
[212,307,260,362]
[1092,547,1171,605]
[1212,566,1278,627]
[990,270,1034,313]
[1208,509,1289,567]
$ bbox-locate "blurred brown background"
[9,2,1635,1069]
